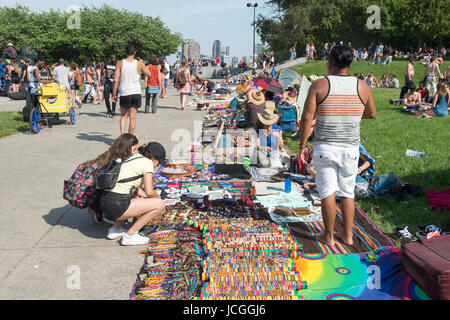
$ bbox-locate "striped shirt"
[313,75,365,147]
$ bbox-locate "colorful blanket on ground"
[288,203,396,254]
[295,247,430,300]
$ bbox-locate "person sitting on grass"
[402,82,422,112]
[87,134,167,246]
[413,81,449,117]
[365,72,379,88]
[389,74,400,89]
[417,81,430,104]
[380,74,390,88]
[357,143,376,180]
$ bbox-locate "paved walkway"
[0,87,203,299]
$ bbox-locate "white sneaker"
[106,227,127,240]
[121,232,149,246]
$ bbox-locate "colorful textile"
[288,203,396,254]
[426,188,450,211]
[295,247,430,300]
[130,224,203,300]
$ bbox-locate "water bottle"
[405,149,425,158]
[285,176,292,193]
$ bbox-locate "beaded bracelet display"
[185,219,305,300]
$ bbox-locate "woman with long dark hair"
[87,134,166,246]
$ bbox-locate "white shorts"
[84,83,97,97]
[313,143,359,200]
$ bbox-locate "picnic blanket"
[295,247,430,300]
[288,203,396,254]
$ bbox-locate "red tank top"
[146,65,159,87]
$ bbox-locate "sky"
[3,0,276,64]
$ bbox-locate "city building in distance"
[212,40,221,59]
[182,39,201,62]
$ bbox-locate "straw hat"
[265,101,276,111]
[257,108,280,126]
[7,43,13,47]
[248,89,265,105]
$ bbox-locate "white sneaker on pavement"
[121,232,149,246]
[107,227,127,240]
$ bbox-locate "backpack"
[74,72,82,87]
[63,163,98,209]
[368,172,402,198]
[95,156,144,190]
[176,70,187,88]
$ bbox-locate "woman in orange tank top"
[145,56,160,114]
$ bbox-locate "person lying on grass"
[412,82,449,118]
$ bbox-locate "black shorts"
[99,191,131,221]
[120,94,142,110]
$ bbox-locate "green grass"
[286,60,450,247]
[0,112,29,138]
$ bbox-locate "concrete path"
[0,86,203,299]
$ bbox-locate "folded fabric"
[248,166,281,182]
[255,191,312,209]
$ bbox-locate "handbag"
[95,156,144,190]
[147,86,160,94]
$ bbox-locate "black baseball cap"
[146,142,168,167]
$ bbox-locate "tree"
[256,0,450,60]
[0,4,184,64]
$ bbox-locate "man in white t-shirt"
[52,58,70,86]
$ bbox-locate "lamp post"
[247,2,258,67]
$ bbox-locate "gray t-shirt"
[53,65,70,86]
[391,78,399,88]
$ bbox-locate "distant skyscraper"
[226,46,230,56]
[212,40,221,59]
[182,39,201,62]
[256,43,264,55]
[232,57,239,66]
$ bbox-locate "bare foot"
[335,233,354,246]
[315,233,335,247]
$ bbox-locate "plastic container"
[285,176,292,193]
[405,149,425,158]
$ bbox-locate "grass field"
[0,111,28,138]
[287,60,450,246]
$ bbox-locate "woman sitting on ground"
[417,81,430,104]
[365,72,379,88]
[255,107,285,155]
[380,74,390,88]
[414,82,449,117]
[402,82,422,112]
[87,134,166,246]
